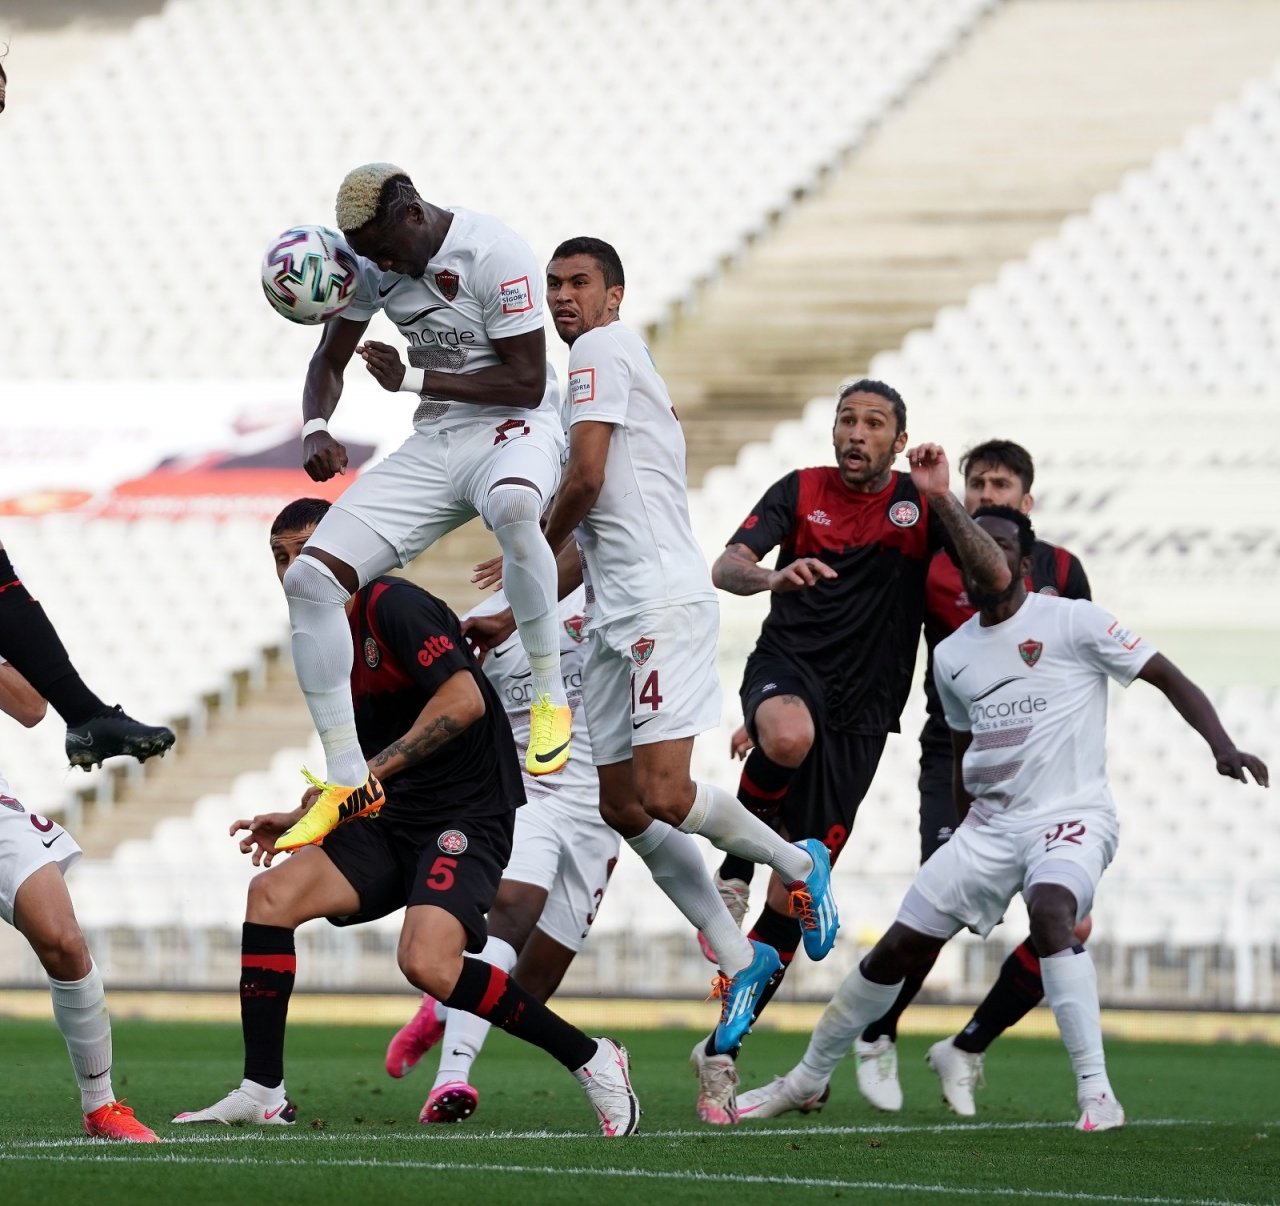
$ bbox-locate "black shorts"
[918,711,959,863]
[320,810,515,953]
[741,654,886,864]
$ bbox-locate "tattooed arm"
[712,543,837,596]
[908,443,1011,597]
[367,669,486,782]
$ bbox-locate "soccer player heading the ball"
[275,164,572,851]
[737,506,1267,1131]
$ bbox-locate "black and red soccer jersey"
[729,467,947,735]
[347,577,524,828]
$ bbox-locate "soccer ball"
[261,225,359,325]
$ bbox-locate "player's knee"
[1027,893,1078,956]
[30,922,90,982]
[485,484,541,538]
[758,725,812,769]
[599,792,647,838]
[283,553,350,605]
[245,869,297,927]
[397,946,460,1000]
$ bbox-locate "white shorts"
[317,411,564,582]
[0,795,82,926]
[902,807,1118,939]
[504,795,620,953]
[582,600,722,766]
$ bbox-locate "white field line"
[0,1150,1273,1206]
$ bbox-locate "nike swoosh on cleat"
[533,741,570,764]
[66,733,93,746]
[263,1103,287,1120]
[1082,1116,1097,1131]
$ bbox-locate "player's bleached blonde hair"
[335,162,412,233]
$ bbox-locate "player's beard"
[966,575,1021,611]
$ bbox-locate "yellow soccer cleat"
[276,768,384,851]
[526,694,571,776]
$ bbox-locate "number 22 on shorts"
[1044,820,1086,851]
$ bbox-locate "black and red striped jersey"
[347,577,524,826]
[728,467,947,734]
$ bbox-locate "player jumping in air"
[277,164,571,852]
[696,384,1009,1122]
[173,499,638,1137]
[0,659,158,1141]
[737,506,1267,1131]
[385,582,620,1125]
[464,239,841,1115]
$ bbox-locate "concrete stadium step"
[657,0,1280,485]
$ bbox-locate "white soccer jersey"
[466,587,598,809]
[565,321,716,623]
[934,593,1157,827]
[344,206,559,428]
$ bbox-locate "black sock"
[954,937,1044,1054]
[240,922,296,1089]
[0,551,107,727]
[861,948,940,1044]
[444,958,596,1071]
[737,748,797,818]
[716,854,756,884]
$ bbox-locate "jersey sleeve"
[567,328,632,427]
[932,640,973,731]
[475,233,545,340]
[727,471,800,559]
[1068,599,1157,686]
[374,586,475,698]
[1062,552,1092,600]
[337,256,387,323]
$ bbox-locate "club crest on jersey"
[630,636,655,666]
[889,500,920,528]
[564,615,587,643]
[1019,639,1043,667]
[0,794,23,813]
[364,637,381,669]
[435,269,459,302]
[438,830,468,855]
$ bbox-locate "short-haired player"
[737,506,1267,1130]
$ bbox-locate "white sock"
[285,554,367,786]
[48,961,115,1113]
[628,820,755,975]
[433,940,519,1090]
[488,488,566,707]
[1041,946,1110,1094]
[794,965,903,1095]
[678,780,813,884]
[238,1076,286,1104]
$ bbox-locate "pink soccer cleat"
[386,995,446,1078]
[420,1081,479,1125]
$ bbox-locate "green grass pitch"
[0,1019,1276,1205]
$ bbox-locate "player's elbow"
[9,695,48,727]
[509,363,547,408]
[444,674,486,730]
[710,554,733,590]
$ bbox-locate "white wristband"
[301,418,329,440]
[400,367,426,395]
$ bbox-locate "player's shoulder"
[368,576,455,627]
[571,321,637,360]
[453,207,533,259]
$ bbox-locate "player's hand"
[471,555,504,591]
[1213,746,1269,787]
[729,725,754,760]
[229,808,306,868]
[461,609,517,662]
[768,557,838,593]
[907,443,950,497]
[303,431,349,482]
[356,341,407,392]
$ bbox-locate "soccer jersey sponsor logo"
[569,368,595,404]
[630,636,655,666]
[500,275,533,314]
[889,500,920,527]
[741,514,759,530]
[1106,621,1142,651]
[435,269,459,301]
[564,615,587,643]
[806,509,832,526]
[438,829,468,855]
[1018,639,1043,667]
[364,637,381,669]
[418,634,456,667]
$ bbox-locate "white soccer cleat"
[698,876,751,963]
[736,1071,830,1120]
[574,1037,640,1137]
[854,1035,903,1112]
[690,1038,740,1125]
[1076,1089,1126,1132]
[172,1083,296,1126]
[926,1038,985,1117]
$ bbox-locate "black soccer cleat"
[65,705,176,770]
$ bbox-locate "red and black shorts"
[741,653,887,865]
[321,809,515,953]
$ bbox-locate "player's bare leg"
[14,866,157,1141]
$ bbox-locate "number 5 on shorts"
[426,856,457,891]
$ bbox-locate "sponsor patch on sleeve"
[569,368,596,404]
[1106,620,1142,651]
[499,275,533,315]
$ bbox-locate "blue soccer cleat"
[790,838,840,960]
[711,940,782,1052]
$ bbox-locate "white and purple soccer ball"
[260,225,359,325]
